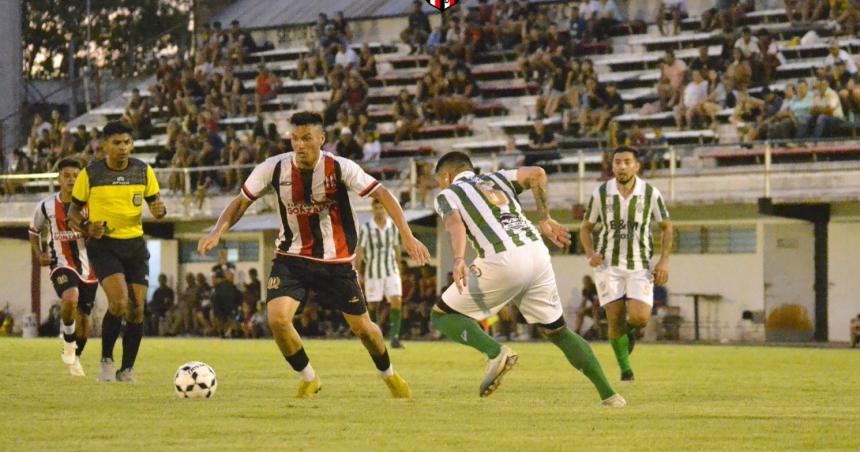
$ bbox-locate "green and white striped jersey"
[434,170,542,258]
[585,177,669,271]
[358,218,400,279]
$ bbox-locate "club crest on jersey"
[267,277,281,290]
[132,193,142,206]
[477,182,508,206]
[426,0,457,12]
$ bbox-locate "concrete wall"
[827,221,860,342]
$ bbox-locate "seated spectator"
[254,66,281,116]
[824,40,858,75]
[765,83,799,140]
[701,69,728,128]
[757,30,785,84]
[580,0,601,42]
[811,77,847,138]
[357,43,378,80]
[148,274,175,336]
[332,11,353,41]
[568,5,587,46]
[731,87,765,141]
[362,130,382,161]
[690,46,724,74]
[393,89,423,144]
[580,77,607,134]
[594,0,624,41]
[660,50,688,107]
[676,69,710,130]
[342,75,369,114]
[334,43,359,70]
[524,118,559,166]
[726,48,753,90]
[701,0,738,31]
[401,0,431,54]
[336,127,363,160]
[749,86,787,141]
[657,0,688,36]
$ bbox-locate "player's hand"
[452,258,467,294]
[587,252,604,268]
[87,222,106,239]
[38,253,52,266]
[149,198,167,219]
[537,218,572,248]
[403,234,430,266]
[197,232,221,256]
[653,258,669,286]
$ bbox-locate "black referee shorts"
[50,268,99,315]
[85,236,150,286]
[266,255,367,316]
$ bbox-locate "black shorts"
[266,255,367,316]
[85,236,150,286]
[50,268,99,315]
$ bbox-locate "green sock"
[389,308,402,340]
[610,335,632,374]
[431,311,502,359]
[547,329,616,400]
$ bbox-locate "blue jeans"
[813,115,846,138]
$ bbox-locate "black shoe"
[391,338,404,349]
[627,330,636,355]
[621,370,635,381]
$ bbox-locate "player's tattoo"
[533,182,549,221]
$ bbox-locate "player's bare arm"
[68,202,104,239]
[147,195,167,219]
[198,195,253,255]
[516,166,571,248]
[579,220,603,267]
[28,230,52,266]
[369,185,430,265]
[653,219,673,285]
[442,209,469,294]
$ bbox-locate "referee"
[68,121,166,382]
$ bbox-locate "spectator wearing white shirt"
[734,27,760,60]
[675,70,710,129]
[594,0,624,41]
[811,77,846,138]
[334,43,359,69]
[362,130,382,161]
[824,40,858,75]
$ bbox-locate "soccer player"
[68,121,166,382]
[28,159,98,376]
[356,198,406,349]
[580,146,673,381]
[197,111,430,399]
[430,151,625,407]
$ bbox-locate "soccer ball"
[173,361,217,399]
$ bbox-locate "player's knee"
[267,312,293,331]
[108,297,129,316]
[627,314,649,329]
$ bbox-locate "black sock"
[101,312,123,360]
[370,349,391,372]
[120,322,144,370]
[285,347,310,371]
[63,332,76,343]
[76,337,87,356]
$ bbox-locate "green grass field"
[1,338,858,451]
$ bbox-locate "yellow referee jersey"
[71,158,159,239]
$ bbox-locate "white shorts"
[591,264,654,307]
[441,241,563,325]
[364,274,403,303]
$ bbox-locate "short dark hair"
[434,151,474,174]
[101,121,133,137]
[290,111,324,127]
[56,158,82,171]
[611,146,640,161]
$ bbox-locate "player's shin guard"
[389,309,402,340]
[285,347,316,381]
[547,328,616,400]
[120,322,144,370]
[430,310,502,359]
[101,312,123,360]
[610,335,633,374]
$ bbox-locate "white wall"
[828,221,860,342]
[552,250,765,342]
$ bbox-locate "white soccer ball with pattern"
[174,361,217,399]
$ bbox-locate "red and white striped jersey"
[29,194,96,282]
[241,152,381,263]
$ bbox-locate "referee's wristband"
[79,219,90,231]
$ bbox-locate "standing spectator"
[574,276,601,338]
[335,127,363,160]
[212,248,236,282]
[211,269,241,337]
[148,274,175,336]
[393,89,423,144]
[660,50,689,107]
[254,66,281,116]
[245,268,262,305]
[332,11,353,41]
[811,77,847,138]
[195,273,214,336]
[758,30,785,84]
[401,0,431,54]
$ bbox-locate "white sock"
[379,364,394,378]
[298,363,316,382]
[61,321,75,338]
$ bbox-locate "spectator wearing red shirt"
[254,66,281,116]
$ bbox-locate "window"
[669,226,756,254]
[179,240,259,263]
